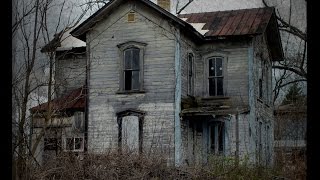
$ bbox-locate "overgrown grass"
[26,150,296,180]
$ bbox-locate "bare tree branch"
[176,0,194,15]
[272,65,306,78]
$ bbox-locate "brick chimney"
[157,0,170,12]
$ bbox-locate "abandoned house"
[30,0,283,167]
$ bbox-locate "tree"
[12,0,94,179]
[261,0,307,103]
[281,83,305,105]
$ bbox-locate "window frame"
[63,136,85,152]
[202,53,228,97]
[187,53,195,96]
[117,41,147,94]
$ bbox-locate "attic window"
[127,12,135,22]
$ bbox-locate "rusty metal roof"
[30,87,86,113]
[178,7,274,37]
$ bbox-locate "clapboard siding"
[86,1,176,162]
[55,53,86,97]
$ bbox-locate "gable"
[70,0,283,61]
[71,0,200,41]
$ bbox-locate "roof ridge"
[178,6,272,16]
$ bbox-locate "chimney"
[157,0,170,12]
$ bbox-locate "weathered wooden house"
[31,0,283,166]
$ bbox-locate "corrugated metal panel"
[178,7,274,37]
[30,87,86,112]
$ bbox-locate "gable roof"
[30,87,86,113]
[70,0,202,41]
[70,0,283,61]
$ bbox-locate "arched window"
[117,41,147,93]
[123,48,140,90]
[208,57,224,96]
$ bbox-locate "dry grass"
[23,149,297,180]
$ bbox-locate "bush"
[27,151,291,180]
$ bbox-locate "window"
[117,109,145,153]
[127,12,135,22]
[64,137,84,152]
[117,41,147,92]
[44,138,61,151]
[188,53,194,95]
[209,121,225,155]
[208,57,223,96]
[258,59,270,103]
[124,48,140,90]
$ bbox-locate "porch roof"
[180,106,249,116]
[30,86,86,114]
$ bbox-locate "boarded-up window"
[127,12,135,22]
[122,116,139,151]
[124,48,140,91]
[208,57,223,96]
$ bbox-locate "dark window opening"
[188,53,194,95]
[208,57,223,96]
[210,121,224,155]
[124,48,140,91]
[44,138,60,151]
[65,137,84,151]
